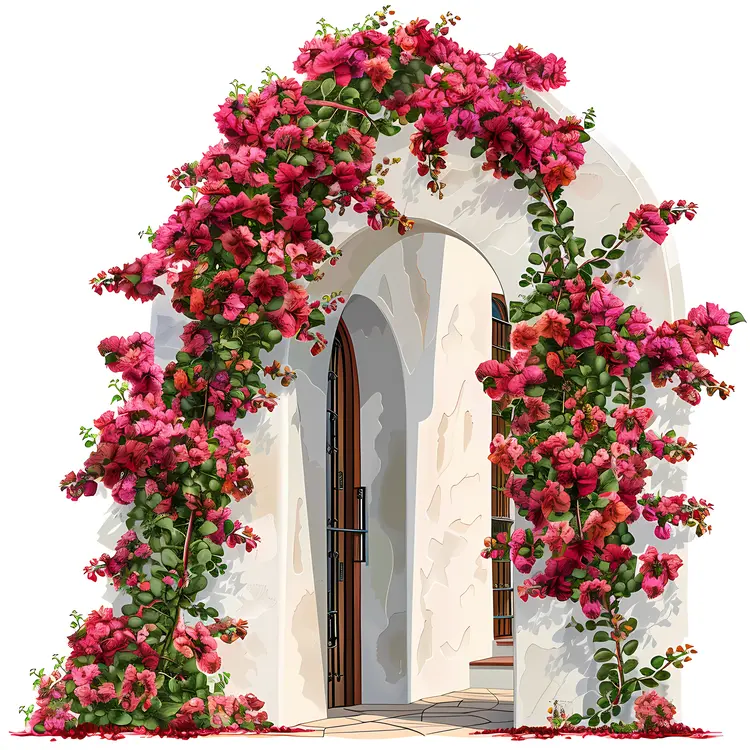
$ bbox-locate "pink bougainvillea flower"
[363,56,394,92]
[509,528,535,574]
[578,578,611,619]
[634,690,677,729]
[545,351,564,376]
[571,405,607,443]
[541,520,575,554]
[265,282,312,338]
[119,664,157,712]
[219,226,258,267]
[510,321,539,351]
[274,163,306,197]
[580,492,632,549]
[600,543,633,572]
[613,405,654,445]
[639,546,683,599]
[248,267,289,306]
[535,310,570,346]
[572,461,599,496]
[488,432,526,474]
[173,614,222,674]
[625,204,669,244]
[522,395,550,423]
[688,302,732,353]
[531,480,571,519]
[475,350,546,400]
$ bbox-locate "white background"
[1,0,747,746]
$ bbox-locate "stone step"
[468,655,513,690]
[492,637,514,657]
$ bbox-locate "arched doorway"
[326,321,364,708]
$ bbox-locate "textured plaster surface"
[149,90,685,726]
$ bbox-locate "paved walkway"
[293,688,513,738]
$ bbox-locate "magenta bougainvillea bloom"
[638,546,683,599]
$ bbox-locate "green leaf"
[558,206,574,224]
[196,548,212,565]
[161,549,180,568]
[598,469,619,493]
[149,578,164,598]
[654,670,671,680]
[602,234,617,249]
[593,630,610,642]
[623,640,639,656]
[198,521,218,536]
[108,711,133,726]
[623,658,639,673]
[157,702,183,719]
[729,311,746,325]
[528,252,544,265]
[599,680,617,696]
[320,78,335,98]
[594,648,615,662]
[568,713,582,725]
[528,201,552,217]
[651,655,666,669]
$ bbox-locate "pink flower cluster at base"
[634,690,677,730]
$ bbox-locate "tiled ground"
[292,688,513,738]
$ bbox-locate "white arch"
[149,98,687,727]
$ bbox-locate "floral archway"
[22,6,741,739]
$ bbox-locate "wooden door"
[326,322,363,708]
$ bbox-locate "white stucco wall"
[150,90,687,727]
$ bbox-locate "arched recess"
[284,227,506,712]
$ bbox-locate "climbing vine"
[22,4,741,736]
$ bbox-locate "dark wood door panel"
[326,322,362,708]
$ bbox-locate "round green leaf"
[594,648,614,662]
